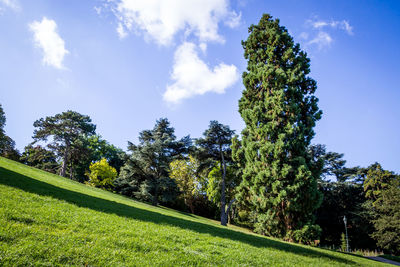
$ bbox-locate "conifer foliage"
[116,118,191,206]
[232,14,323,240]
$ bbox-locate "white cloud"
[310,19,353,35]
[341,21,353,35]
[308,31,333,49]
[29,17,69,69]
[163,42,239,104]
[107,0,240,45]
[303,18,353,50]
[0,0,19,11]
[224,10,241,28]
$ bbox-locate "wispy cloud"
[308,31,333,49]
[0,0,19,12]
[310,19,353,35]
[300,18,354,50]
[104,0,241,45]
[29,17,69,70]
[163,42,239,104]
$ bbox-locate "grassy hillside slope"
[0,157,387,266]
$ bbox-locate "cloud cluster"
[110,0,240,45]
[104,0,240,104]
[164,42,239,104]
[301,18,353,50]
[29,17,69,69]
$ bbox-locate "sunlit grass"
[0,157,389,266]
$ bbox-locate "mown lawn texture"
[0,157,389,266]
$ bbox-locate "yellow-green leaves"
[169,156,200,213]
[86,158,117,191]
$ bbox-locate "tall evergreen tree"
[116,118,191,206]
[32,110,96,177]
[196,120,235,226]
[232,14,323,240]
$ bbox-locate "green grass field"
[0,157,389,266]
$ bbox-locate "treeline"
[1,105,399,254]
[0,13,399,255]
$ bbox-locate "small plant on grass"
[341,233,348,252]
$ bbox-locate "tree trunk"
[225,198,236,224]
[220,146,227,226]
[188,199,195,214]
[59,143,69,177]
[69,164,73,180]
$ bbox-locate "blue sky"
[1,0,399,172]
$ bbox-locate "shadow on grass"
[0,167,355,264]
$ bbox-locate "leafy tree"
[307,146,376,249]
[0,104,20,161]
[169,156,201,213]
[116,118,191,206]
[66,136,93,181]
[206,164,241,223]
[307,144,358,182]
[363,163,396,206]
[70,135,126,182]
[196,120,235,226]
[21,144,58,173]
[32,110,96,177]
[360,163,400,254]
[232,14,322,240]
[0,135,20,161]
[86,158,117,191]
[372,178,400,255]
[86,135,126,173]
[0,104,6,144]
[316,181,376,249]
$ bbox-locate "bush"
[86,158,117,191]
[292,224,322,246]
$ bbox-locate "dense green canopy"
[32,110,96,177]
[233,14,322,240]
[116,118,191,206]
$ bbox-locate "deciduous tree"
[0,104,20,160]
[363,163,396,206]
[196,120,235,226]
[206,164,241,223]
[372,178,400,255]
[86,158,117,191]
[21,144,58,173]
[170,156,201,213]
